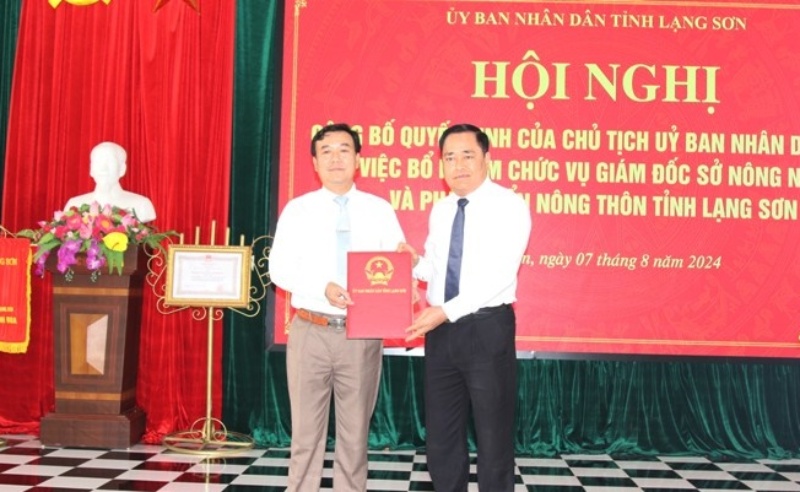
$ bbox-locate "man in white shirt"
[269,123,406,492]
[402,124,532,491]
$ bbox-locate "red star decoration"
[153,0,199,13]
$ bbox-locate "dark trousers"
[424,305,517,492]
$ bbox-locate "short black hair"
[310,123,362,156]
[438,123,490,154]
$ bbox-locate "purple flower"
[34,251,50,277]
[56,240,81,273]
[85,240,106,271]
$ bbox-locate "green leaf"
[16,229,38,240]
[104,249,125,275]
[32,239,63,262]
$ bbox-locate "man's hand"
[405,306,447,341]
[398,243,421,303]
[325,282,353,309]
[397,242,419,267]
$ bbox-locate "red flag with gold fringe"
[0,238,32,353]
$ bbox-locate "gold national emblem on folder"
[364,256,394,286]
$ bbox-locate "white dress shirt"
[414,178,531,322]
[269,185,406,315]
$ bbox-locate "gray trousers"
[285,316,383,492]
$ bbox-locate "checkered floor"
[2,434,800,491]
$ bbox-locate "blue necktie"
[445,198,468,302]
[334,195,350,285]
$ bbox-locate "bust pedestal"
[40,247,146,448]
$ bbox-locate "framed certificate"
[347,251,413,340]
[165,245,251,308]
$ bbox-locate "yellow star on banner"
[49,0,111,8]
[153,0,199,13]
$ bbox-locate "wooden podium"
[40,247,146,448]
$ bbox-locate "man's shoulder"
[283,188,322,206]
[430,191,455,208]
[487,180,525,203]
[352,189,393,207]
[278,189,329,220]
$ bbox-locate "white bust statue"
[64,142,156,223]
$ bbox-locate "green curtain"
[0,0,21,217]
[515,359,800,458]
[224,0,290,446]
[222,1,800,459]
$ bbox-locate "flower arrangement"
[18,202,176,279]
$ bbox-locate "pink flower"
[65,213,83,231]
[53,225,69,239]
[96,215,115,234]
[79,222,93,240]
[120,214,137,228]
[37,220,53,234]
[81,213,95,230]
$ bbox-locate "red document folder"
[347,251,413,339]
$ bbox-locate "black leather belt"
[449,304,511,323]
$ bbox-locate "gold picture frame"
[165,245,251,308]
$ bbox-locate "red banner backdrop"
[276,0,800,358]
[0,0,234,437]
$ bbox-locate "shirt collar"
[447,177,491,203]
[320,184,357,201]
